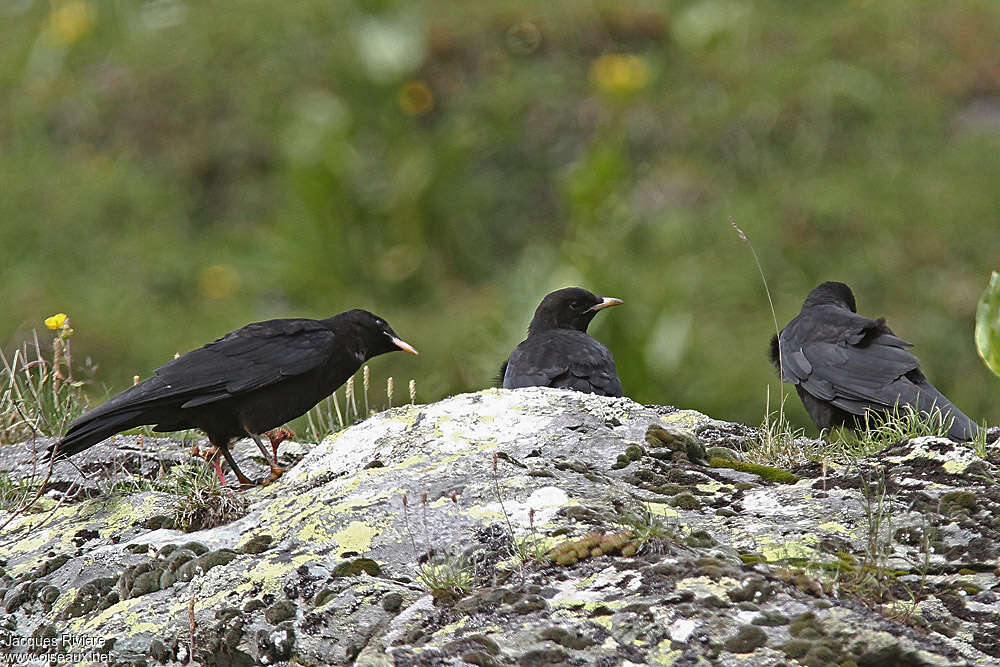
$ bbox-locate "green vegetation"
[417,554,476,601]
[976,271,1000,378]
[745,397,986,469]
[171,470,250,532]
[617,504,677,552]
[2,1,998,437]
[708,457,799,484]
[0,472,42,513]
[854,403,953,452]
[1,322,91,442]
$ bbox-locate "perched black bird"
[50,310,418,485]
[501,287,623,396]
[771,281,979,441]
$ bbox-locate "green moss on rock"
[708,457,799,484]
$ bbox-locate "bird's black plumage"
[50,309,418,484]
[771,281,978,441]
[501,287,623,397]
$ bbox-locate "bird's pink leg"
[204,447,227,486]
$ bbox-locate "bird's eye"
[570,301,580,310]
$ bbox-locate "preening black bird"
[50,309,418,485]
[501,287,623,396]
[771,281,979,441]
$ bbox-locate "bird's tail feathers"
[50,408,151,460]
[911,388,980,442]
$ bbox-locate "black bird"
[50,310,418,485]
[771,281,979,441]
[501,287,623,396]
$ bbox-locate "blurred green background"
[2,0,999,434]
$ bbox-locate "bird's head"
[803,281,857,312]
[528,287,623,334]
[342,310,419,359]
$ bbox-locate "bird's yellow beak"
[588,297,623,312]
[392,337,419,355]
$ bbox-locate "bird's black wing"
[778,307,918,411]
[154,319,339,408]
[503,330,622,397]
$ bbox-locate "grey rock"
[0,388,997,665]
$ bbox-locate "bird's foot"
[265,428,295,465]
[233,470,257,488]
[260,463,286,487]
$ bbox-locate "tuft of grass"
[170,465,249,532]
[975,270,1000,378]
[749,397,964,469]
[617,504,677,554]
[854,403,953,454]
[511,506,549,566]
[743,390,817,467]
[417,553,475,602]
[969,423,991,459]
[512,534,550,565]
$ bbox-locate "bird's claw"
[261,464,286,487]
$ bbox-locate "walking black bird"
[501,287,623,396]
[771,281,979,441]
[50,310,418,486]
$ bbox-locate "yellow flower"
[45,0,96,46]
[590,54,650,97]
[398,80,434,116]
[45,313,68,330]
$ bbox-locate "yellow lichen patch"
[3,532,56,576]
[98,492,173,539]
[462,504,505,522]
[71,595,145,633]
[675,575,740,599]
[51,586,77,618]
[244,552,320,595]
[297,518,342,544]
[0,501,97,569]
[660,410,705,430]
[293,489,394,546]
[432,415,453,437]
[430,616,469,640]
[388,406,422,425]
[645,502,681,518]
[331,520,380,553]
[193,586,249,615]
[818,521,851,535]
[590,614,613,630]
[943,460,971,474]
[254,490,335,543]
[757,535,818,562]
[398,454,429,468]
[584,599,624,613]
[696,480,726,493]
[129,621,161,635]
[649,640,681,666]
